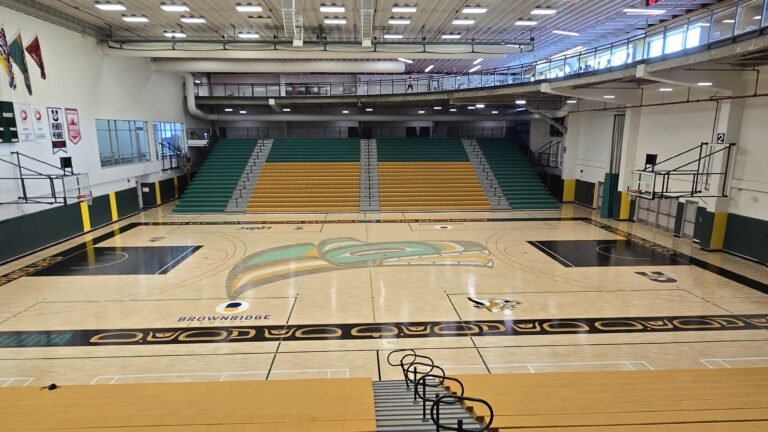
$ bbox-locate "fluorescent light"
[365,108,373,112]
[469,65,481,72]
[239,110,247,114]
[514,20,537,26]
[397,58,413,63]
[95,2,126,11]
[237,32,260,39]
[623,8,666,15]
[472,58,483,64]
[384,34,403,39]
[659,87,673,92]
[319,5,345,13]
[163,31,186,37]
[468,106,476,110]
[491,110,499,114]
[531,8,556,15]
[324,18,347,24]
[506,44,522,48]
[180,16,206,23]
[515,107,526,111]
[462,7,487,14]
[755,15,763,20]
[475,104,485,108]
[722,19,735,23]
[566,100,577,104]
[161,3,190,12]
[553,30,579,36]
[194,79,201,83]
[224,108,233,112]
[282,108,291,112]
[122,15,149,22]
[418,110,425,114]
[449,108,457,112]
[342,110,349,114]
[452,19,475,25]
[698,82,713,86]
[515,100,526,105]
[603,95,615,99]
[442,34,462,39]
[433,106,442,110]
[236,4,263,12]
[388,18,411,24]
[424,64,434,72]
[392,5,417,13]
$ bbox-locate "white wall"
[0,6,186,220]
[563,108,613,183]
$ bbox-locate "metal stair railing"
[432,395,494,432]
[465,139,507,207]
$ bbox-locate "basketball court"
[1,204,765,387]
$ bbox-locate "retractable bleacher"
[246,138,360,212]
[477,138,559,210]
[174,139,256,213]
[378,138,491,211]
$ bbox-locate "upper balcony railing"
[194,0,767,99]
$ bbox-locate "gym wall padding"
[0,186,140,264]
[574,180,596,208]
[723,213,768,264]
[141,174,188,208]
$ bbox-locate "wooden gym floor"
[0,203,766,387]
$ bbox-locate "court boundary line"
[443,360,655,373]
[89,368,350,385]
[0,377,34,387]
[701,357,768,369]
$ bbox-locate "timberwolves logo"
[215,301,250,314]
[468,297,521,313]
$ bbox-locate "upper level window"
[152,121,186,170]
[96,119,150,168]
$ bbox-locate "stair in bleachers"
[461,139,511,210]
[246,138,361,212]
[378,138,491,211]
[476,138,560,211]
[174,139,257,213]
[360,139,380,212]
[225,139,273,212]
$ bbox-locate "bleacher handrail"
[431,394,494,432]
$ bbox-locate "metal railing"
[194,0,768,99]
[0,152,84,205]
[530,141,562,169]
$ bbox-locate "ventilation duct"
[361,0,374,48]
[282,0,303,47]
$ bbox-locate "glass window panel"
[710,8,737,41]
[736,0,764,34]
[646,31,664,58]
[664,25,686,54]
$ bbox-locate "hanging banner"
[14,103,33,143]
[65,108,80,144]
[47,107,66,153]
[31,105,49,142]
[1,100,18,144]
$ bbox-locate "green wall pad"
[0,203,83,264]
[723,213,768,264]
[575,180,596,208]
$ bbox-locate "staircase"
[360,139,380,212]
[373,379,482,431]
[174,139,257,213]
[225,139,273,212]
[461,139,511,210]
[477,139,560,211]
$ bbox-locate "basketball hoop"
[77,193,94,205]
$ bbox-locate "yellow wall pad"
[562,179,576,202]
[79,201,91,232]
[108,192,118,221]
[619,191,631,220]
[710,212,729,250]
[154,181,161,205]
[593,183,600,208]
[0,378,376,430]
[173,176,179,199]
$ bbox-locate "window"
[152,121,186,170]
[664,25,686,54]
[96,119,150,168]
[736,0,765,34]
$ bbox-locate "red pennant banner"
[65,108,80,144]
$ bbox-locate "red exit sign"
[646,0,664,5]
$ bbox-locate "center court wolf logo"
[225,238,492,300]
[468,297,521,313]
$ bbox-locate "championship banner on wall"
[14,103,33,143]
[47,107,66,153]
[65,108,80,144]
[31,105,49,143]
[1,100,19,144]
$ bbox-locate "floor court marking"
[1,377,34,387]
[701,357,768,369]
[70,251,129,269]
[529,241,576,267]
[442,360,654,373]
[90,368,349,384]
[154,246,198,274]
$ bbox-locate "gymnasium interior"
[1,0,767,430]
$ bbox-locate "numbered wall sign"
[716,133,726,144]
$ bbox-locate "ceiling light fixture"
[531,8,556,15]
[160,3,190,12]
[180,16,206,23]
[282,108,291,112]
[425,64,434,72]
[755,15,763,20]
[384,34,404,39]
[319,5,345,13]
[473,58,483,64]
[603,95,616,99]
[550,45,584,59]
[224,108,233,112]
[722,19,735,23]
[659,87,673,92]
[235,4,262,12]
[239,110,247,114]
[515,100,526,105]
[491,110,499,114]
[163,31,186,37]
[452,19,476,25]
[433,106,442,110]
[553,30,579,36]
[698,82,713,86]
[462,6,488,14]
[623,8,666,15]
[566,99,577,104]
[469,65,481,72]
[515,107,526,111]
[237,32,260,39]
[418,110,425,114]
[95,2,126,11]
[365,108,374,112]
[122,15,149,22]
[475,104,485,108]
[324,17,347,24]
[449,108,457,112]
[442,33,462,39]
[342,110,350,114]
[397,57,413,63]
[468,106,476,110]
[514,20,538,26]
[392,5,417,13]
[388,18,411,24]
